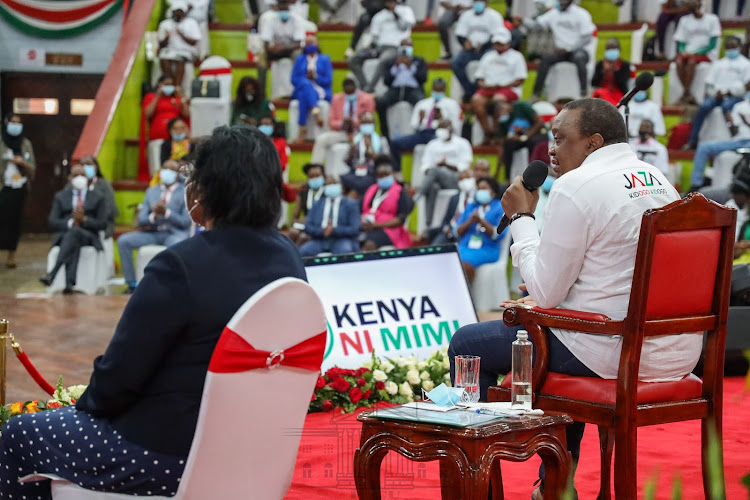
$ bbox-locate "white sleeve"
[743,61,750,84]
[534,9,553,29]
[397,5,416,26]
[260,17,273,42]
[514,51,528,80]
[157,20,170,41]
[704,62,718,88]
[454,12,469,38]
[578,9,595,36]
[421,142,437,171]
[673,17,687,43]
[651,104,666,136]
[709,15,722,37]
[457,140,473,171]
[510,190,589,309]
[490,9,505,30]
[473,53,489,80]
[370,11,383,38]
[293,17,306,41]
[655,144,670,174]
[449,100,463,134]
[411,101,425,130]
[183,18,202,39]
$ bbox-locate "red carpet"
[285,377,750,499]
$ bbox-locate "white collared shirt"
[474,48,528,94]
[510,143,703,381]
[420,135,473,172]
[321,195,342,228]
[259,11,306,45]
[705,55,750,95]
[411,96,463,134]
[370,5,416,47]
[623,99,666,138]
[628,137,669,174]
[674,12,722,58]
[533,4,595,52]
[454,8,505,48]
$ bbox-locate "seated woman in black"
[0,126,307,499]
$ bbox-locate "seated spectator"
[311,77,376,164]
[471,29,527,137]
[230,76,274,127]
[389,78,461,171]
[624,90,666,139]
[492,99,545,179]
[375,38,427,139]
[450,0,506,100]
[454,175,506,283]
[289,163,326,245]
[345,0,385,58]
[629,119,670,175]
[299,175,361,256]
[673,0,721,104]
[258,0,305,92]
[430,158,491,244]
[318,0,348,23]
[157,1,201,86]
[525,0,595,101]
[143,76,190,145]
[118,160,191,294]
[39,164,108,294]
[690,94,750,190]
[342,112,390,197]
[349,0,415,93]
[257,117,297,205]
[80,155,118,239]
[591,38,635,106]
[437,0,471,60]
[361,158,413,250]
[687,36,750,149]
[160,117,194,166]
[291,34,333,143]
[656,0,688,60]
[414,119,473,230]
[520,0,556,62]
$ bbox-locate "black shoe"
[39,274,53,287]
[62,287,74,295]
[123,286,136,295]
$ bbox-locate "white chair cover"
[135,244,167,283]
[287,99,331,141]
[386,101,415,140]
[147,139,165,176]
[362,58,389,96]
[326,142,352,177]
[471,232,512,312]
[270,58,295,99]
[198,56,233,102]
[667,61,712,105]
[45,242,108,295]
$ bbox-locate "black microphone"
[617,72,654,108]
[496,160,549,235]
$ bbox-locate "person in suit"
[291,34,334,143]
[0,126,307,499]
[80,155,118,239]
[39,163,108,294]
[299,175,361,257]
[375,38,428,139]
[117,160,192,294]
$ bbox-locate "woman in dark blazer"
[0,126,307,499]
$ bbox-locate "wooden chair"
[488,193,736,500]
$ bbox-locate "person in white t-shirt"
[629,120,669,175]
[157,1,202,86]
[621,90,666,139]
[449,98,700,499]
[687,36,750,149]
[258,0,306,92]
[471,29,528,137]
[673,0,722,104]
[450,0,506,100]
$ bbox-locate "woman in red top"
[590,39,634,107]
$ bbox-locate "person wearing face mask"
[628,119,670,175]
[310,77,376,164]
[591,38,635,106]
[258,0,306,93]
[0,114,35,269]
[299,175,361,256]
[156,1,201,86]
[673,0,722,105]
[622,89,666,139]
[79,155,118,239]
[117,160,191,294]
[360,158,413,250]
[290,163,326,245]
[256,116,297,208]
[375,38,427,139]
[686,36,750,150]
[389,78,462,171]
[291,35,334,143]
[230,76,273,127]
[494,98,546,179]
[159,117,194,169]
[415,119,473,230]
[342,112,390,197]
[451,0,506,101]
[39,164,108,294]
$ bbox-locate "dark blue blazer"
[76,226,306,456]
[304,195,360,239]
[291,53,334,101]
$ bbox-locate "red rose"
[325,367,342,379]
[362,389,371,400]
[359,368,371,376]
[342,369,355,377]
[311,392,316,402]
[332,377,350,392]
[356,377,366,387]
[322,400,333,411]
[375,381,385,390]
[316,377,326,389]
[349,387,362,404]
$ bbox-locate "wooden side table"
[354,410,573,500]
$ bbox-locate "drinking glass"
[454,355,480,403]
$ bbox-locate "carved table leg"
[462,466,493,500]
[537,429,571,500]
[354,429,389,500]
[439,458,461,500]
[490,458,504,500]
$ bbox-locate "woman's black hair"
[156,75,172,86]
[302,162,325,176]
[476,176,503,199]
[167,116,187,132]
[191,125,282,228]
[235,76,265,107]
[1,113,24,155]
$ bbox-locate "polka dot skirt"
[0,406,186,499]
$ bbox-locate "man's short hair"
[563,98,628,146]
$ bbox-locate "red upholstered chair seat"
[499,372,703,406]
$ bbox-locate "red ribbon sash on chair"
[208,327,327,373]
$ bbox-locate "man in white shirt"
[622,90,667,139]
[414,119,473,229]
[673,0,722,104]
[525,0,595,101]
[257,0,305,91]
[157,1,202,87]
[449,98,702,498]
[629,120,669,175]
[687,36,750,149]
[691,96,750,190]
[471,29,528,137]
[348,0,415,93]
[436,0,472,59]
[389,78,462,171]
[449,0,505,100]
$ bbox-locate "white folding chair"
[410,144,427,189]
[545,62,582,101]
[630,23,649,64]
[189,98,231,137]
[22,277,327,500]
[135,244,167,283]
[45,244,107,296]
[362,58,389,96]
[667,61,712,105]
[147,139,165,177]
[698,107,732,145]
[471,232,512,312]
[287,99,331,141]
[198,56,234,103]
[386,101,415,140]
[430,188,458,229]
[326,142,352,177]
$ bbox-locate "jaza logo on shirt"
[623,171,668,199]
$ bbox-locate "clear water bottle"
[511,330,533,410]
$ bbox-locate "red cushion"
[499,372,703,406]
[532,307,610,322]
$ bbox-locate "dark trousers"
[390,128,436,171]
[49,227,98,288]
[533,49,589,98]
[656,11,686,54]
[350,8,382,49]
[376,87,424,140]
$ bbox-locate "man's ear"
[588,133,605,151]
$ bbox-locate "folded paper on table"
[368,405,509,427]
[459,402,545,416]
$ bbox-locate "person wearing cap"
[156,1,202,86]
[591,38,636,106]
[471,29,527,137]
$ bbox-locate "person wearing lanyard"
[454,176,506,283]
[360,159,413,250]
[299,175,361,257]
[289,163,326,246]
